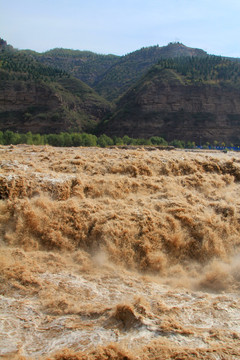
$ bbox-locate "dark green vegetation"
[153,56,240,85]
[1,38,240,144]
[93,43,207,101]
[0,130,195,148]
[0,40,112,134]
[28,47,119,91]
[2,129,236,149]
[0,48,68,82]
[30,42,207,101]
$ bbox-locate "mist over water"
[1,145,240,359]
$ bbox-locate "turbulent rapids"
[1,145,240,359]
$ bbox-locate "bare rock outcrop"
[103,68,240,144]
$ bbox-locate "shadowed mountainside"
[31,42,207,101]
[94,42,207,101]
[101,56,240,144]
[27,47,120,90]
[1,38,240,144]
[0,43,112,134]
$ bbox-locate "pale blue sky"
[1,0,240,57]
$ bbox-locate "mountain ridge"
[0,40,112,134]
[26,42,209,101]
[1,38,240,143]
[100,56,240,144]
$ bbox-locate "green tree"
[46,134,63,146]
[71,133,83,146]
[150,136,168,146]
[186,141,196,149]
[170,139,185,148]
[134,138,152,145]
[82,133,97,146]
[62,133,73,147]
[113,136,124,145]
[19,133,28,144]
[0,131,4,144]
[26,131,33,145]
[97,134,114,147]
[3,130,17,145]
[122,135,132,145]
[32,133,44,145]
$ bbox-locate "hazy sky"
[1,0,240,57]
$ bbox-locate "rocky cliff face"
[0,78,111,134]
[0,81,60,111]
[0,80,62,133]
[103,68,240,144]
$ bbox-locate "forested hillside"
[1,37,240,144]
[0,41,112,133]
[27,42,208,101]
[94,42,208,101]
[29,48,119,87]
[153,56,240,85]
[101,56,240,144]
[0,48,68,81]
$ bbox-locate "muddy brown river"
[1,145,240,359]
